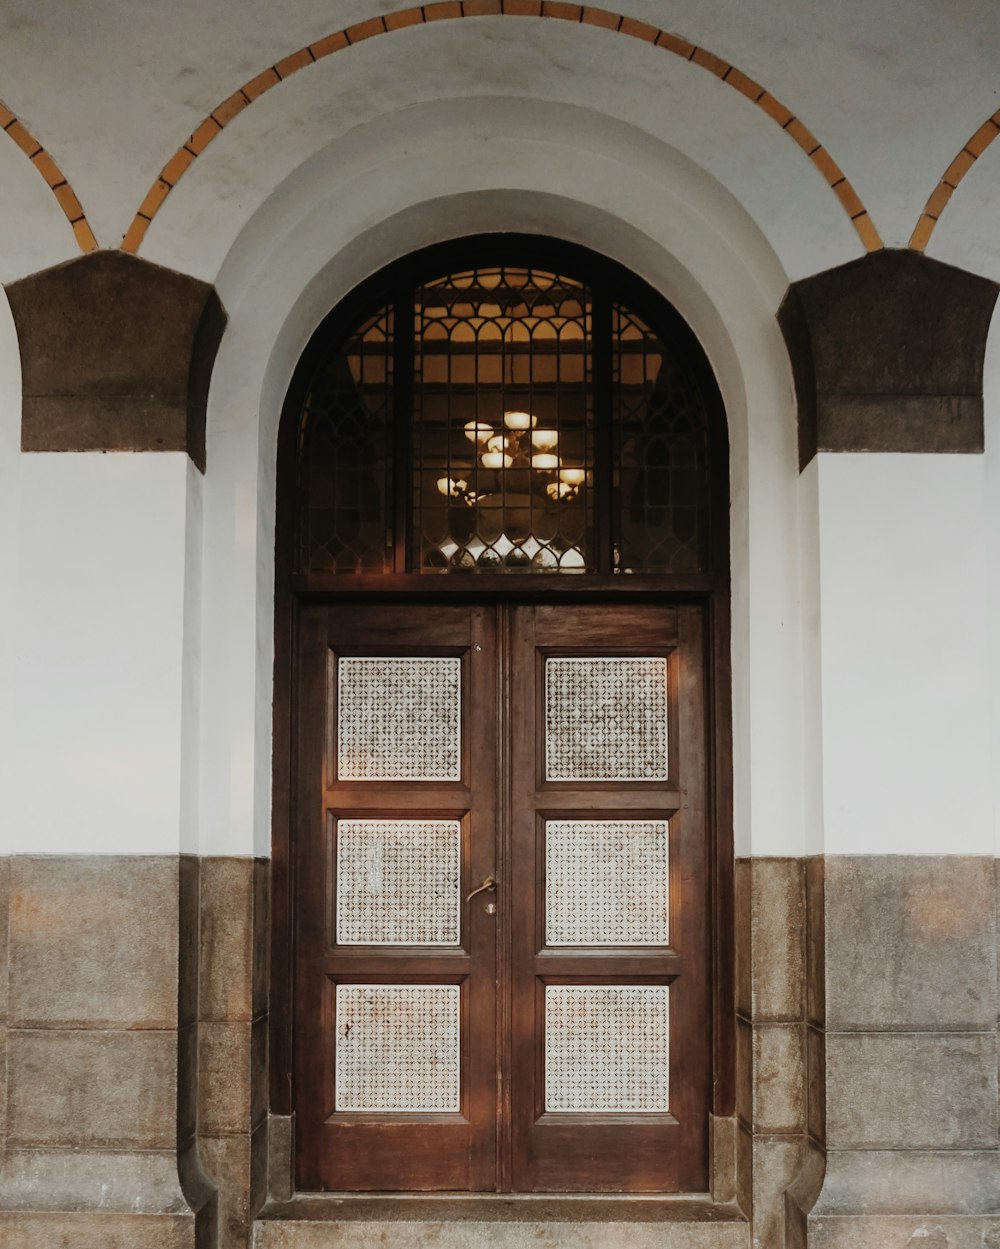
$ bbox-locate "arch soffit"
[118,2,883,260]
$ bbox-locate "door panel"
[294,604,498,1191]
[293,601,711,1194]
[509,604,710,1193]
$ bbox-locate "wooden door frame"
[268,234,735,1189]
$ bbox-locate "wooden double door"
[293,600,711,1193]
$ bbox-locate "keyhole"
[485,901,497,915]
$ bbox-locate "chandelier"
[435,409,586,507]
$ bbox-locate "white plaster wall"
[797,457,825,857]
[815,453,993,855]
[2,1,999,271]
[197,114,804,858]
[983,302,1000,856]
[8,453,193,854]
[141,19,859,286]
[0,291,21,856]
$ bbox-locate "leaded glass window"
[291,241,720,577]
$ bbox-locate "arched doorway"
[271,235,732,1195]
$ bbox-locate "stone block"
[177,1022,198,1147]
[0,1148,188,1213]
[201,1135,251,1249]
[267,1115,294,1205]
[710,1114,737,1203]
[252,1013,269,1128]
[805,856,824,1028]
[806,1024,825,1146]
[736,1016,752,1125]
[750,859,805,1022]
[253,857,271,1019]
[734,1124,752,1220]
[752,1136,805,1249]
[251,1117,269,1219]
[809,1215,1000,1249]
[824,856,996,1032]
[825,1032,998,1149]
[178,855,200,1030]
[0,855,10,1022]
[753,1024,806,1133]
[8,856,179,1029]
[0,1211,194,1248]
[8,1028,177,1148]
[200,858,254,1024]
[815,1149,1000,1215]
[253,1212,750,1249]
[199,1020,251,1135]
[735,858,751,1019]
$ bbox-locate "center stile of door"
[293,600,710,1194]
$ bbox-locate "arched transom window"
[292,240,723,579]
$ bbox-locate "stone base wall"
[1,854,998,1247]
[809,857,1000,1246]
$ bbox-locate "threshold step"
[254,1195,749,1249]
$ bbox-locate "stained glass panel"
[612,304,711,574]
[413,267,594,573]
[297,307,393,573]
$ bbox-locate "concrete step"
[254,1195,749,1249]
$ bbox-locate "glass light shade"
[464,420,494,443]
[503,410,536,430]
[436,477,454,496]
[482,451,513,469]
[531,429,558,451]
[486,434,510,454]
[532,453,559,470]
[559,468,586,486]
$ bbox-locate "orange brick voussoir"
[0,100,98,252]
[909,108,1000,251]
[119,4,881,254]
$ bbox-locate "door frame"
[268,234,734,1192]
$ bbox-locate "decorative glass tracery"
[612,305,711,573]
[297,308,393,573]
[291,246,718,578]
[413,267,593,573]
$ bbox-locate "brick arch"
[909,110,1000,251]
[120,1,882,256]
[0,99,97,252]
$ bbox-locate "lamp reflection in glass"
[433,408,587,570]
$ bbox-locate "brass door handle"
[465,874,497,903]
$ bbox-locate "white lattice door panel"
[337,656,462,780]
[336,819,462,946]
[544,657,669,781]
[335,984,461,1112]
[544,819,670,946]
[544,985,670,1112]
